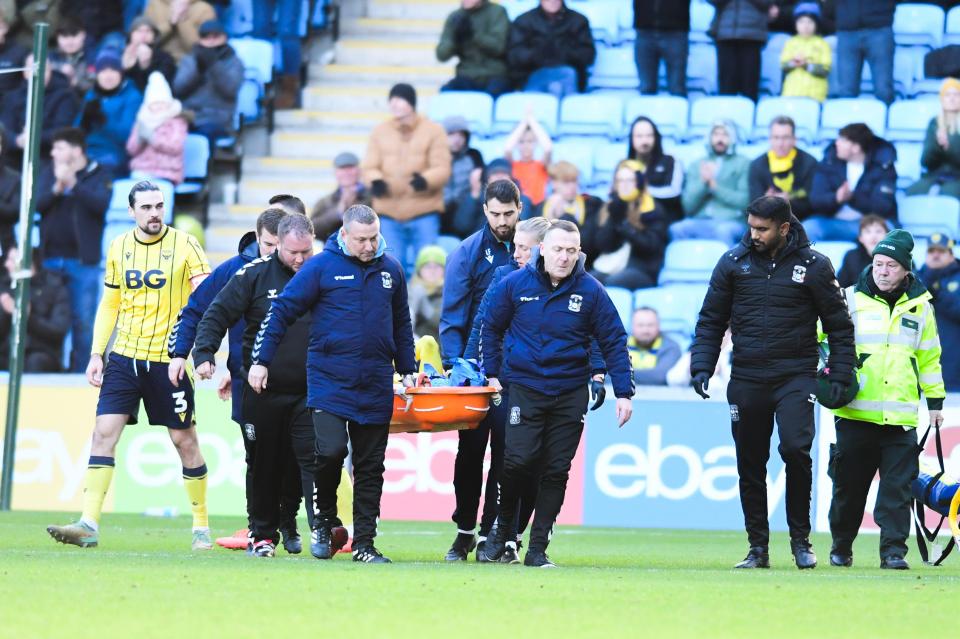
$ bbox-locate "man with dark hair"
[626,116,684,221]
[452,158,534,238]
[691,195,856,570]
[440,177,520,561]
[808,122,898,242]
[35,126,112,372]
[269,193,306,216]
[748,116,818,220]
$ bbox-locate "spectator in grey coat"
[442,116,484,235]
[629,307,682,386]
[709,0,772,102]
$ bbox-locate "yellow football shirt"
[103,226,210,362]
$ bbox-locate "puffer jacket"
[173,43,244,131]
[126,116,188,185]
[507,4,597,91]
[809,137,898,221]
[708,0,772,42]
[435,0,510,83]
[77,80,144,172]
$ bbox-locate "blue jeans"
[635,29,688,96]
[835,27,895,104]
[43,257,102,372]
[442,75,512,98]
[802,216,861,243]
[670,218,745,247]
[524,66,578,99]
[252,0,303,76]
[379,213,440,278]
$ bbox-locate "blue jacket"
[253,233,417,424]
[835,0,895,31]
[439,224,513,366]
[919,260,960,392]
[169,231,259,424]
[77,80,143,172]
[480,255,634,398]
[809,138,898,221]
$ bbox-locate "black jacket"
[747,148,818,220]
[194,253,310,395]
[124,47,178,93]
[836,243,871,288]
[35,160,113,265]
[691,217,856,384]
[634,0,690,31]
[834,0,895,31]
[0,269,71,371]
[594,196,668,283]
[0,39,28,94]
[0,166,20,254]
[507,5,597,91]
[810,138,898,221]
[0,72,80,167]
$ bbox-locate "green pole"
[1,23,48,511]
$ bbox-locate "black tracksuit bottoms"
[497,384,588,552]
[311,409,389,549]
[242,386,316,543]
[828,418,918,559]
[727,375,817,549]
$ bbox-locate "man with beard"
[625,116,684,222]
[690,195,856,570]
[628,307,682,386]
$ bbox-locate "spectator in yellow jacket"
[780,3,831,103]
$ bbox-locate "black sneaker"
[524,548,556,568]
[311,526,334,560]
[444,532,477,561]
[734,546,770,569]
[281,530,302,554]
[250,540,276,558]
[790,538,817,569]
[500,542,520,564]
[830,552,853,567]
[880,555,909,570]
[353,545,392,563]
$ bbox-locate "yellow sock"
[80,456,115,527]
[337,467,354,527]
[182,464,209,529]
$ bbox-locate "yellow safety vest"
[628,336,661,371]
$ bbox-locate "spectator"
[0,6,27,94]
[145,0,216,62]
[633,0,689,96]
[48,15,95,96]
[833,0,895,104]
[126,72,187,184]
[442,115,484,235]
[504,110,552,206]
[592,160,668,290]
[0,55,80,170]
[836,214,889,288]
[121,16,177,92]
[676,119,750,246]
[709,0,771,103]
[808,122,897,242]
[748,115,817,219]
[667,329,733,388]
[361,83,451,276]
[34,127,112,372]
[507,0,596,99]
[918,232,960,392]
[541,160,603,268]
[0,246,71,372]
[310,151,372,241]
[626,116,684,222]
[173,19,244,146]
[0,126,19,255]
[768,1,836,35]
[908,78,960,200]
[628,307,682,386]
[436,0,511,97]
[451,158,534,239]
[64,0,125,49]
[251,0,303,109]
[76,49,143,175]
[408,245,446,341]
[780,3,831,103]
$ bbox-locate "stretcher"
[390,386,497,434]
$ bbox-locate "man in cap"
[919,232,960,392]
[442,115,485,235]
[311,152,372,241]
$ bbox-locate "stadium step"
[242,156,333,180]
[239,179,334,206]
[301,84,438,112]
[275,109,386,130]
[367,0,459,20]
[307,63,450,85]
[341,17,445,38]
[335,38,443,67]
[270,131,367,160]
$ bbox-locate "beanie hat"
[872,229,915,271]
[415,245,446,272]
[941,77,960,97]
[793,2,821,20]
[143,71,174,104]
[388,83,417,109]
[128,15,159,37]
[95,49,123,73]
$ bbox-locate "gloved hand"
[453,13,473,43]
[828,380,848,406]
[370,179,389,198]
[606,195,627,220]
[590,379,606,411]
[692,372,710,399]
[410,173,428,192]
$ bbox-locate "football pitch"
[2,511,957,638]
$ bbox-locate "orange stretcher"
[390,386,497,434]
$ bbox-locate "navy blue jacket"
[35,160,112,265]
[480,255,634,398]
[253,233,417,424]
[440,224,513,366]
[809,138,898,221]
[835,0,895,31]
[169,231,259,423]
[919,260,960,392]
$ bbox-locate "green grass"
[1,511,957,638]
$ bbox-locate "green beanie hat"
[872,228,914,271]
[415,245,447,272]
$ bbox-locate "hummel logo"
[267,289,277,299]
[519,296,540,302]
[335,275,354,281]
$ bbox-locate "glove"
[410,173,428,192]
[828,380,848,406]
[590,379,606,411]
[453,13,473,43]
[691,372,710,399]
[606,195,627,220]
[370,179,389,198]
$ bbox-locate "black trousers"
[728,375,817,548]
[717,39,762,102]
[498,384,588,552]
[239,417,307,533]
[828,418,918,558]
[242,386,315,543]
[312,409,389,548]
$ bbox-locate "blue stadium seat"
[860,46,919,98]
[893,4,945,49]
[666,143,706,173]
[435,235,461,256]
[658,239,729,285]
[176,134,211,195]
[592,141,626,190]
[223,0,253,35]
[615,0,637,43]
[947,6,960,46]
[427,91,494,136]
[588,45,639,91]
[558,94,624,139]
[819,98,888,141]
[101,221,131,267]
[753,96,820,143]
[493,92,559,135]
[107,177,175,223]
[606,286,634,330]
[689,1,715,45]
[689,96,755,140]
[894,142,923,189]
[899,195,960,238]
[886,98,939,143]
[737,141,768,161]
[633,283,709,338]
[500,0,536,21]
[236,78,261,123]
[686,43,718,95]
[624,95,689,142]
[551,140,595,186]
[760,33,791,96]
[913,236,929,268]
[812,241,856,271]
[471,136,508,165]
[569,0,622,45]
[229,37,274,86]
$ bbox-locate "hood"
[327,229,387,261]
[703,118,739,157]
[237,230,258,261]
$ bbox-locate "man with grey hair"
[192,213,320,558]
[310,153,372,240]
[250,204,417,563]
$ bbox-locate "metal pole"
[1,23,48,510]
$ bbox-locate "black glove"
[453,13,473,43]
[606,195,627,220]
[370,179,389,198]
[828,380,848,406]
[691,372,710,399]
[80,98,105,131]
[410,173,428,192]
[590,378,606,411]
[194,45,219,72]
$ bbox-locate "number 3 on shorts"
[171,391,187,414]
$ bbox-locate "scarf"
[767,148,797,195]
[137,101,183,139]
[548,194,586,225]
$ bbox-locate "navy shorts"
[96,353,196,429]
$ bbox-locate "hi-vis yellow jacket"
[833,271,946,428]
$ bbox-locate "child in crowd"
[780,3,831,103]
[504,107,552,206]
[408,245,446,342]
[49,16,95,96]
